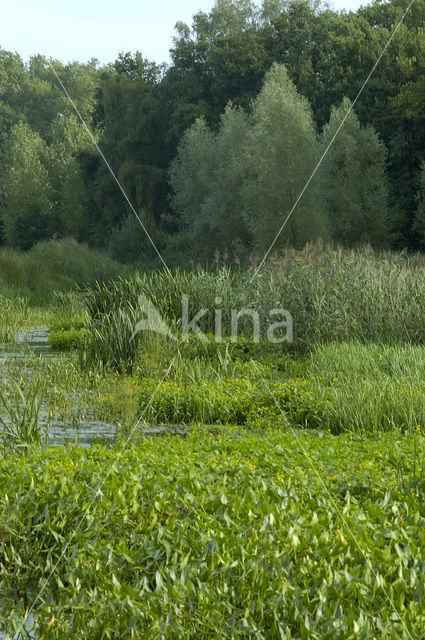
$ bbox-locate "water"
[0,329,189,444]
[0,330,188,637]
[0,329,55,359]
[0,328,117,448]
[47,417,117,447]
[140,424,188,437]
[0,609,36,639]
[0,330,118,636]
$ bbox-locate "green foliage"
[0,239,125,300]
[49,326,87,351]
[82,245,425,374]
[171,64,328,257]
[0,380,46,450]
[170,106,252,256]
[108,211,166,265]
[398,429,425,500]
[180,333,294,371]
[413,162,425,246]
[319,98,390,247]
[308,342,425,433]
[137,338,425,435]
[139,374,325,428]
[2,1,425,255]
[80,305,144,374]
[0,295,29,341]
[92,54,167,247]
[243,63,328,251]
[1,122,53,249]
[169,117,215,243]
[0,49,26,141]
[263,244,425,349]
[2,431,425,636]
[5,269,425,635]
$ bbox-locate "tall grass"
[308,342,425,433]
[264,243,425,348]
[79,305,143,374]
[81,244,425,371]
[0,381,46,450]
[133,339,425,434]
[309,341,425,383]
[0,296,29,342]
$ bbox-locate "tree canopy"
[0,0,424,262]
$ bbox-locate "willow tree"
[318,97,390,247]
[198,104,251,256]
[170,106,252,257]
[169,117,215,248]
[242,63,327,254]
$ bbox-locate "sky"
[1,0,366,66]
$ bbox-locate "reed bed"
[81,244,425,372]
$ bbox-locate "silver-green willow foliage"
[242,64,327,253]
[170,64,389,258]
[318,97,390,248]
[169,105,251,256]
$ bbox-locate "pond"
[0,610,36,639]
[0,328,117,448]
[0,329,192,636]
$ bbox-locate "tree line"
[0,0,424,264]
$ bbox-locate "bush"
[0,239,126,301]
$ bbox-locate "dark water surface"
[0,328,117,447]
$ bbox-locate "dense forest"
[0,0,424,265]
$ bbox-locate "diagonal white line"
[47,61,172,276]
[250,359,414,639]
[250,0,415,283]
[10,1,416,632]
[13,357,176,639]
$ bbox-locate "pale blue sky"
[1,0,366,66]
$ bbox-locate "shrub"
[0,239,126,301]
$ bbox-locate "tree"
[170,105,251,257]
[169,116,215,248]
[108,210,165,263]
[23,56,100,139]
[242,63,327,253]
[91,53,168,246]
[1,122,53,249]
[47,114,96,240]
[0,49,26,142]
[199,104,251,255]
[318,97,390,247]
[413,163,425,247]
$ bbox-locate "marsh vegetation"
[1,244,425,637]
